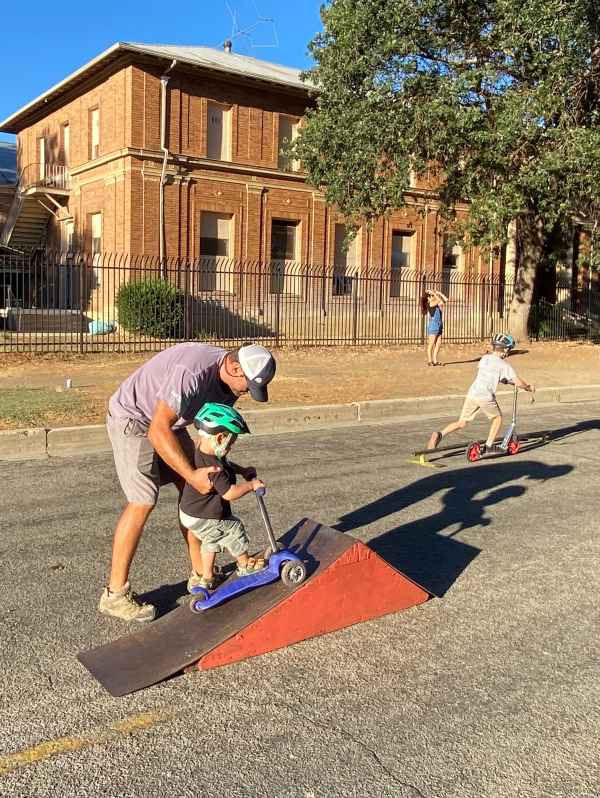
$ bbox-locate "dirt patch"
[0,341,599,429]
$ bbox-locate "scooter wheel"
[466,442,481,462]
[281,560,307,587]
[189,589,210,613]
[507,437,521,455]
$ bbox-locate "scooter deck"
[190,550,302,611]
[411,431,547,458]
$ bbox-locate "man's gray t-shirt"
[467,354,517,401]
[108,343,236,429]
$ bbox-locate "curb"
[1,383,600,462]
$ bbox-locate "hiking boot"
[98,582,156,623]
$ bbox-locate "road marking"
[0,711,170,776]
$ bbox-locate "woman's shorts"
[178,512,249,558]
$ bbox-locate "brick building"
[0,42,490,280]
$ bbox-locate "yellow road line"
[0,711,171,777]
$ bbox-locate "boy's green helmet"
[193,403,250,435]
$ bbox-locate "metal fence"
[0,248,587,353]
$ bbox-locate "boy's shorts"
[178,512,249,558]
[459,396,501,422]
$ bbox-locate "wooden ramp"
[78,519,430,696]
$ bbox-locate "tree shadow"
[440,349,528,366]
[184,296,277,340]
[336,460,573,597]
[520,418,600,453]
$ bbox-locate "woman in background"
[422,289,448,366]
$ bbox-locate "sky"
[0,0,323,144]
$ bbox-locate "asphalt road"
[1,402,599,798]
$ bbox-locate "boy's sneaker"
[481,443,500,456]
[98,582,156,623]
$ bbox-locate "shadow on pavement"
[140,580,189,617]
[441,348,528,366]
[336,460,573,597]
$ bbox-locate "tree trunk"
[507,215,546,341]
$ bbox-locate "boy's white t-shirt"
[467,354,517,401]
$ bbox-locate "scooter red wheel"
[507,437,521,455]
[466,442,481,462]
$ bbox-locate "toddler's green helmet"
[193,403,250,435]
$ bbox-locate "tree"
[294,0,600,340]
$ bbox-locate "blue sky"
[0,0,323,143]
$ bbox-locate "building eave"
[0,42,312,134]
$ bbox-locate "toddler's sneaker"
[236,556,267,577]
[188,571,226,591]
[98,582,156,623]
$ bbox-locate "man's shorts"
[178,512,249,559]
[107,413,195,506]
[459,396,502,422]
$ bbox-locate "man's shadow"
[336,460,573,597]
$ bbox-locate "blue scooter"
[189,487,307,613]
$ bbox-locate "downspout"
[159,59,177,275]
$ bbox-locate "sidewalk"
[1,340,599,431]
[2,340,600,461]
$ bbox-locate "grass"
[0,388,91,430]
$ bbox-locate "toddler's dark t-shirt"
[180,450,236,520]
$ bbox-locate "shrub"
[116,279,185,338]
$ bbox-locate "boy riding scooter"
[427,333,535,455]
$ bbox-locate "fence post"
[79,259,86,355]
[275,288,281,346]
[352,282,359,344]
[419,274,426,345]
[479,278,487,341]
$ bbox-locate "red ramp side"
[195,539,430,671]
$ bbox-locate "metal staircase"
[0,163,70,252]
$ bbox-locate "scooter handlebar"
[255,486,266,497]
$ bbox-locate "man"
[99,342,276,623]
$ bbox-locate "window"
[89,108,100,160]
[278,116,300,171]
[62,123,70,166]
[443,236,463,270]
[198,212,232,292]
[270,219,299,294]
[333,224,357,296]
[207,102,232,161]
[61,220,74,253]
[91,213,102,286]
[390,231,413,297]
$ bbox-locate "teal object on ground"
[88,320,116,335]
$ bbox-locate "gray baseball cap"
[238,344,276,402]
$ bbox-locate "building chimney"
[223,40,232,54]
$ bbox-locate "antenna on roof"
[220,0,279,54]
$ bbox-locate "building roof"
[0,142,17,185]
[0,42,311,133]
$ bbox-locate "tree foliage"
[294,0,600,337]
